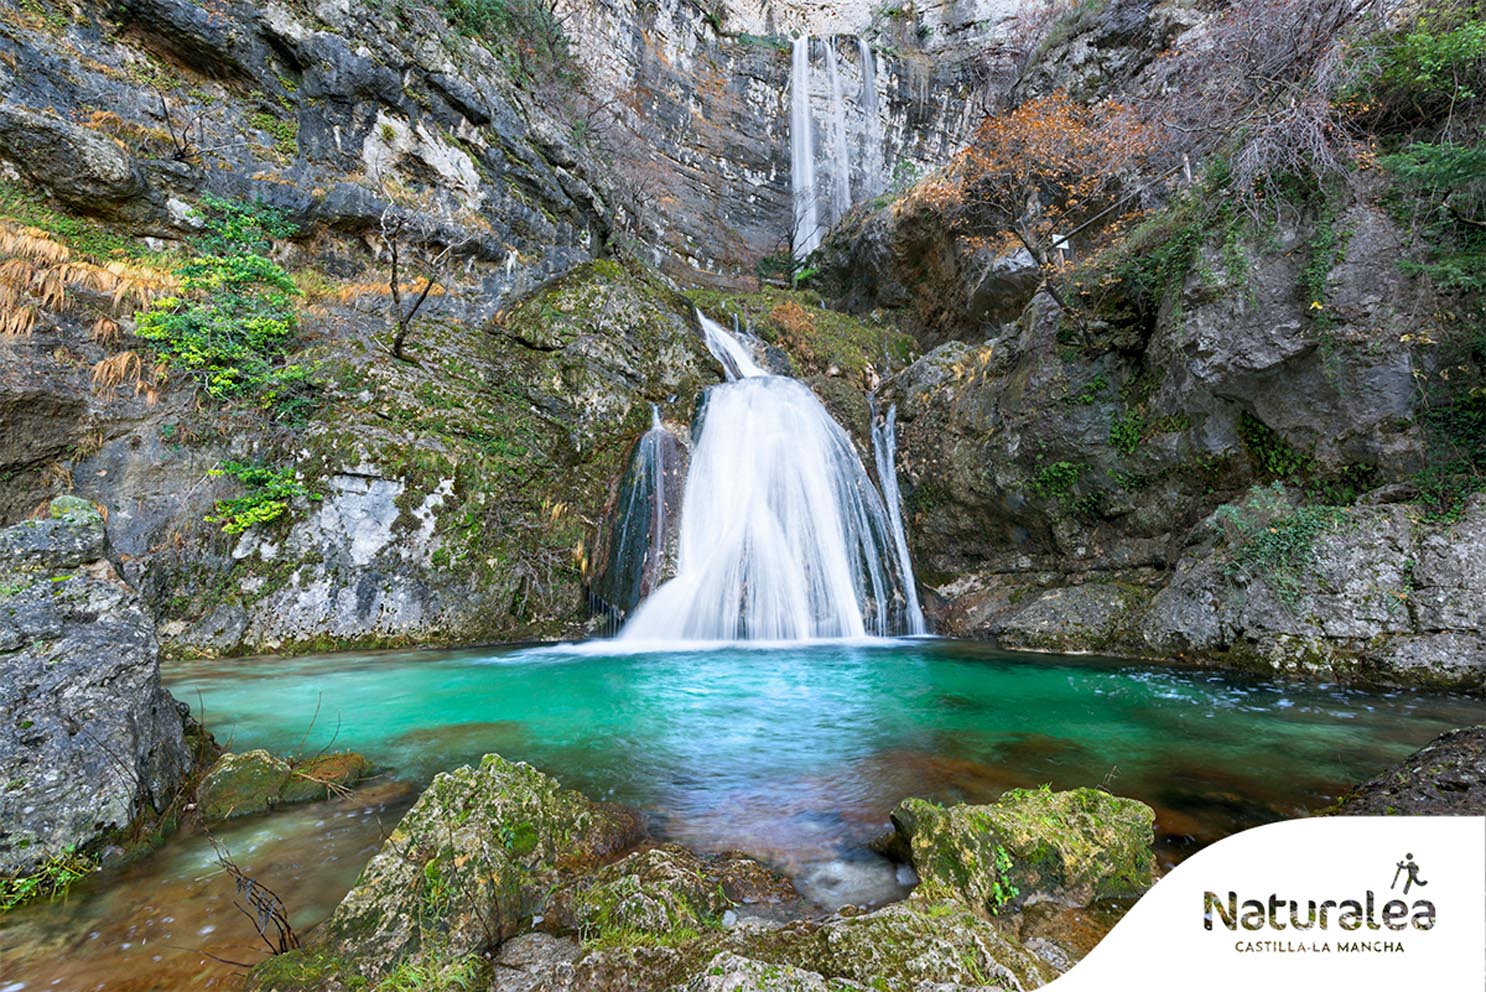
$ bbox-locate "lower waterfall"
[619,314,924,642]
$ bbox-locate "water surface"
[3,639,1478,990]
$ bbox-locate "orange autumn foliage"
[912,91,1156,272]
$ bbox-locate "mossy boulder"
[279,752,372,804]
[196,749,292,820]
[890,787,1155,912]
[566,845,734,943]
[765,902,1049,991]
[304,753,643,983]
[675,951,870,992]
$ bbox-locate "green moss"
[684,286,917,382]
[0,846,96,915]
[246,949,366,992]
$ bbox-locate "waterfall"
[822,38,852,221]
[589,405,686,629]
[619,314,921,642]
[871,401,926,635]
[790,35,822,260]
[857,38,884,199]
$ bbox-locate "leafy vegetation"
[1,847,96,914]
[205,461,319,534]
[134,196,313,415]
[1213,483,1346,609]
[442,0,573,84]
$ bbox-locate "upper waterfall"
[618,314,924,642]
[790,35,822,259]
[788,34,888,259]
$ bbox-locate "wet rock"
[195,749,371,818]
[196,749,293,820]
[303,753,643,982]
[1329,726,1486,816]
[890,787,1156,913]
[0,497,189,874]
[280,751,372,804]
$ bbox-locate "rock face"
[0,497,189,874]
[248,755,1155,992]
[890,787,1156,913]
[1329,727,1486,816]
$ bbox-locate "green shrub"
[1213,483,1346,609]
[206,461,320,534]
[136,254,301,400]
[135,196,313,412]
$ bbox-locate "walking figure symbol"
[1392,853,1428,895]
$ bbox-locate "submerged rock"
[889,787,1156,913]
[1328,726,1486,816]
[196,749,369,819]
[196,750,292,820]
[0,497,189,874]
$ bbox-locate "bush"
[134,197,313,413]
[205,461,319,534]
[1213,483,1346,609]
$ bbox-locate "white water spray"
[790,35,822,259]
[823,38,852,221]
[620,315,921,641]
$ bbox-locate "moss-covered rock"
[567,845,734,944]
[196,749,292,820]
[674,951,869,992]
[279,752,372,804]
[303,753,642,983]
[890,786,1155,913]
[765,902,1049,991]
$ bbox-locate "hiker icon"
[1392,854,1428,894]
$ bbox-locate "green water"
[4,639,1479,991]
[168,639,1478,900]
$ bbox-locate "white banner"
[1047,816,1486,991]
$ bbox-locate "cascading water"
[870,401,926,634]
[857,38,884,199]
[589,405,686,629]
[790,34,890,256]
[822,38,853,220]
[619,314,923,641]
[790,35,822,259]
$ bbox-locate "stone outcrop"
[1329,726,1486,816]
[888,787,1156,912]
[0,496,189,874]
[247,754,1155,991]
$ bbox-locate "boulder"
[889,787,1156,913]
[1328,726,1486,816]
[0,106,147,218]
[0,497,189,874]
[196,750,292,820]
[303,753,643,982]
[564,845,739,941]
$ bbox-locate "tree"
[914,91,1156,323]
[1146,0,1395,207]
[377,205,470,362]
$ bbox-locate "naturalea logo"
[1205,853,1437,952]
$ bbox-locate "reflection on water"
[3,639,1479,989]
